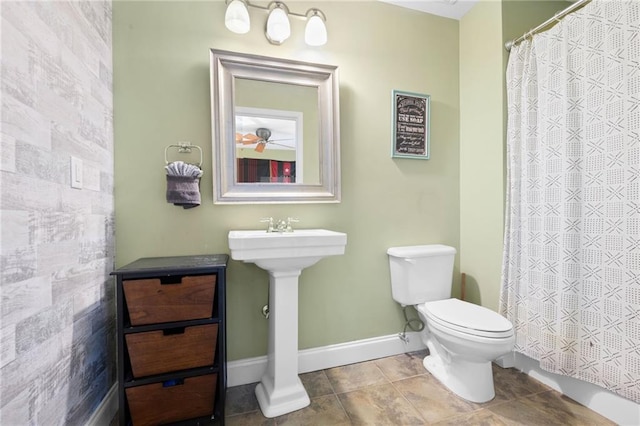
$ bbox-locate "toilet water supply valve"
[399,305,424,343]
[262,284,270,319]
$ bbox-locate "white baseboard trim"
[514,352,639,426]
[87,383,118,426]
[227,332,426,387]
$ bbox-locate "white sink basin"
[228,229,347,272]
[227,228,347,417]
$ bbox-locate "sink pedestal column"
[255,269,310,418]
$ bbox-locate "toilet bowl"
[416,298,515,403]
[387,245,515,403]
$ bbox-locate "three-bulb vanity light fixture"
[224,0,328,46]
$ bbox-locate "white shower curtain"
[501,0,639,403]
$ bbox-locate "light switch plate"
[71,156,83,189]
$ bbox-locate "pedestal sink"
[228,229,347,418]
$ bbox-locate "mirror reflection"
[235,108,301,183]
[234,79,319,184]
[210,49,340,204]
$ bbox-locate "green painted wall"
[502,1,572,44]
[113,1,460,361]
[459,0,569,311]
[459,0,505,310]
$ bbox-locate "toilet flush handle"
[403,258,416,264]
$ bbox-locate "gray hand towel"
[165,161,203,209]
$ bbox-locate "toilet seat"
[419,298,513,339]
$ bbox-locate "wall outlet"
[71,156,83,189]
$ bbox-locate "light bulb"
[305,12,327,46]
[225,0,250,34]
[266,5,290,44]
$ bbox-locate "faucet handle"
[260,217,274,232]
[285,217,299,232]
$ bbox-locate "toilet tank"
[387,245,456,305]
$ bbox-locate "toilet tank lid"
[387,245,456,258]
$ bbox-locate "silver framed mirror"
[209,49,341,204]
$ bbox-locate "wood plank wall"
[0,1,115,424]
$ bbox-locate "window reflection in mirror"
[234,79,319,185]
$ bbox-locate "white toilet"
[387,244,515,403]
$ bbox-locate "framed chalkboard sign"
[391,90,430,159]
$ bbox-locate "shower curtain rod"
[504,0,592,51]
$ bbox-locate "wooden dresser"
[112,255,228,425]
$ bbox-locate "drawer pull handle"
[163,327,186,335]
[162,378,184,387]
[160,276,183,285]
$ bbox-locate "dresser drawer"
[126,374,217,425]
[125,323,217,378]
[123,274,216,325]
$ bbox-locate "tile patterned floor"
[225,350,615,426]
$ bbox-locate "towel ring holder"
[165,142,202,167]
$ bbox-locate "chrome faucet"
[260,217,275,233]
[275,218,288,232]
[261,217,299,233]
